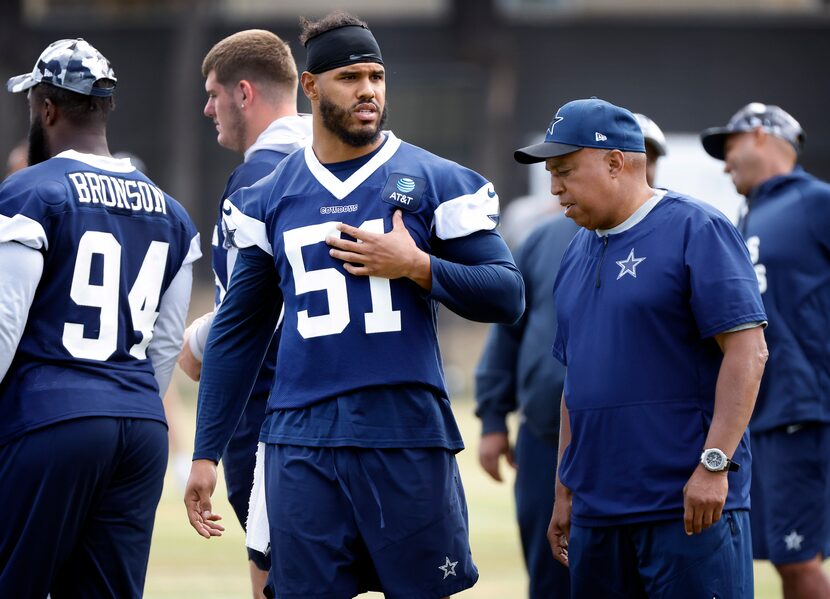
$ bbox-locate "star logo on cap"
[546,116,563,136]
[439,556,458,579]
[616,248,646,280]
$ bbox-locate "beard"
[223,102,248,154]
[28,114,50,166]
[319,95,387,148]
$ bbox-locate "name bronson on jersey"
[67,171,167,214]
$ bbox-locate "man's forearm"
[555,392,572,495]
[194,250,282,462]
[706,326,768,456]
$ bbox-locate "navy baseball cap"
[514,98,646,164]
[7,38,116,97]
[701,102,804,160]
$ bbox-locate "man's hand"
[478,432,515,482]
[184,459,225,539]
[548,483,572,567]
[178,312,212,381]
[682,464,728,535]
[326,210,432,289]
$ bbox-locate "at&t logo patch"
[382,174,425,212]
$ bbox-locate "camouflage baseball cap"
[6,38,116,97]
[700,102,804,160]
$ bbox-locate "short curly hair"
[202,29,297,91]
[299,11,369,47]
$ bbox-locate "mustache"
[351,100,380,110]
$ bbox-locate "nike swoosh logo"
[222,203,232,216]
[487,188,496,198]
[349,53,377,61]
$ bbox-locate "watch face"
[704,450,726,470]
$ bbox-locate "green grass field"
[143,381,808,599]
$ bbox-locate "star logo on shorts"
[439,556,458,579]
[784,530,804,551]
[616,248,646,280]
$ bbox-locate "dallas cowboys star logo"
[784,530,804,551]
[546,116,564,136]
[616,248,646,280]
[438,556,458,579]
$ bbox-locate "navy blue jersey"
[740,168,830,431]
[0,151,200,445]
[213,149,289,397]
[223,132,500,410]
[213,150,291,302]
[552,191,766,526]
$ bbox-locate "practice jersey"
[211,115,310,398]
[552,190,766,526]
[0,150,200,445]
[740,168,830,431]
[213,115,311,303]
[213,150,290,397]
[223,132,499,410]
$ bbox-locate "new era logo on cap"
[514,98,646,164]
[6,38,116,97]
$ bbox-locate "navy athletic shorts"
[222,392,269,571]
[569,510,753,599]
[0,417,167,599]
[750,423,830,564]
[264,444,478,599]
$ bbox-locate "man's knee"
[775,555,825,580]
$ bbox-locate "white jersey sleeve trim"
[183,233,202,266]
[221,199,273,256]
[433,182,500,240]
[303,131,402,200]
[722,320,768,333]
[147,262,193,397]
[0,213,49,250]
[0,242,44,381]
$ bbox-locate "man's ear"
[607,149,625,178]
[752,127,769,148]
[300,72,318,102]
[238,79,254,107]
[39,97,59,127]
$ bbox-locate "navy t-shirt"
[553,190,766,526]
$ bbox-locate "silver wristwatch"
[700,448,740,472]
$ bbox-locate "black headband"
[305,25,383,75]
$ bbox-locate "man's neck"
[759,160,796,186]
[49,129,110,158]
[242,106,299,153]
[608,184,655,230]
[310,121,384,164]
